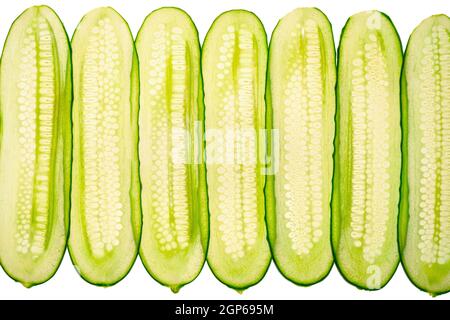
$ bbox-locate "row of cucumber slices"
[0,6,448,296]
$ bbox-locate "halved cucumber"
[68,7,141,286]
[399,14,450,296]
[136,7,208,293]
[0,5,71,287]
[265,8,336,285]
[332,11,402,290]
[203,10,271,290]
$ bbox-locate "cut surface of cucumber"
[0,5,71,287]
[265,8,336,285]
[400,14,450,296]
[203,10,271,290]
[68,7,141,286]
[136,7,208,293]
[332,11,402,290]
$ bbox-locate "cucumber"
[399,14,450,296]
[68,7,141,286]
[202,10,271,290]
[136,7,208,293]
[332,11,402,290]
[0,6,71,287]
[265,8,335,286]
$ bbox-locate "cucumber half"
[68,7,141,286]
[203,10,271,290]
[400,14,450,296]
[332,11,402,290]
[136,7,208,293]
[265,8,336,285]
[0,6,71,287]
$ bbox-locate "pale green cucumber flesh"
[332,11,402,290]
[400,14,450,296]
[136,7,208,293]
[0,5,71,287]
[266,8,335,285]
[203,10,271,290]
[68,7,141,286]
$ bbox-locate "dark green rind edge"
[203,9,272,292]
[331,10,403,291]
[398,13,450,297]
[0,5,72,288]
[66,6,143,287]
[135,6,209,294]
[265,7,335,287]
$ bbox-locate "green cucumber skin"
[332,11,403,290]
[203,10,271,291]
[0,5,72,288]
[265,7,336,286]
[68,7,141,286]
[136,7,208,293]
[399,14,450,296]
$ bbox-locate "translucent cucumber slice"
[400,14,450,296]
[0,5,71,287]
[68,7,141,286]
[332,11,402,290]
[136,7,208,293]
[203,10,271,291]
[266,8,335,285]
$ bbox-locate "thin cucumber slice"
[400,14,450,296]
[266,8,335,285]
[68,7,141,286]
[332,11,402,290]
[136,7,208,293]
[203,10,271,291]
[0,5,71,287]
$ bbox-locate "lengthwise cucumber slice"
[332,11,402,290]
[68,7,141,286]
[203,10,271,290]
[399,15,450,296]
[0,6,71,287]
[136,7,208,293]
[265,8,335,285]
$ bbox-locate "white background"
[0,0,448,300]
